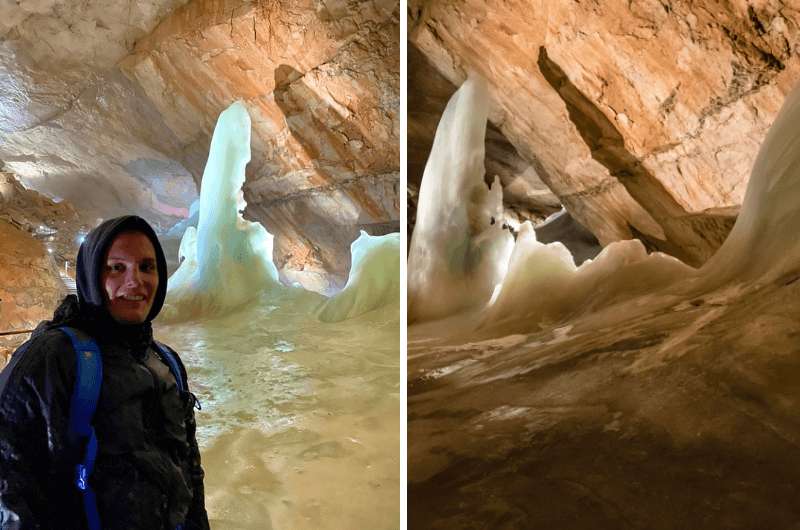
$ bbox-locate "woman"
[0,216,209,530]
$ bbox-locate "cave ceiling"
[0,0,400,287]
[409,0,800,266]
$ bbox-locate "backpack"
[8,326,189,530]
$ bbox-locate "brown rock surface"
[0,220,65,365]
[0,171,89,365]
[409,1,800,265]
[120,0,400,287]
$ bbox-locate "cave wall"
[0,0,195,229]
[0,219,65,364]
[409,0,800,266]
[0,172,89,361]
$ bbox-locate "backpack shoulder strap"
[57,326,103,530]
[58,327,102,439]
[152,340,187,393]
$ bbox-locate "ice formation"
[408,75,514,322]
[161,102,282,321]
[699,84,800,285]
[165,198,199,239]
[480,226,690,331]
[411,71,800,333]
[160,101,399,323]
[316,231,400,322]
[409,74,694,331]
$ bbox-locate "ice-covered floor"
[408,275,800,529]
[157,291,399,530]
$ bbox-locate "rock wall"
[0,0,195,229]
[0,171,87,364]
[410,1,800,266]
[0,220,65,365]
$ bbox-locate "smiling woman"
[0,216,209,530]
[101,231,161,324]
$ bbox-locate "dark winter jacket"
[0,216,210,530]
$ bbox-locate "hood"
[76,215,168,323]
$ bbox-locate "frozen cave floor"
[408,271,800,529]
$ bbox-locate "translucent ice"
[700,83,800,285]
[161,101,399,323]
[161,102,282,321]
[481,223,690,332]
[409,74,693,332]
[408,75,514,322]
[316,231,400,322]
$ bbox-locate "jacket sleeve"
[183,400,210,530]
[0,332,76,530]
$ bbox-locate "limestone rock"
[121,0,401,287]
[0,219,65,366]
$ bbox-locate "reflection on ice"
[273,340,295,353]
[157,290,399,529]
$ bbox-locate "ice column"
[408,74,514,323]
[162,101,281,320]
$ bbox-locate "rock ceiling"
[409,0,800,266]
[0,0,399,288]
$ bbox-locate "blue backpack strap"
[152,341,187,393]
[58,326,103,530]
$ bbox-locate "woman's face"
[100,231,159,324]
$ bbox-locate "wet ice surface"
[409,276,800,529]
[156,290,399,530]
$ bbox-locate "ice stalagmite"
[316,231,400,322]
[409,74,692,332]
[162,102,282,320]
[408,74,514,323]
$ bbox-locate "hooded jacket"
[0,216,210,530]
